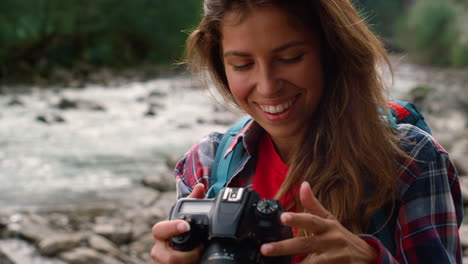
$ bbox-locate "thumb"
[188,183,205,199]
[300,182,331,218]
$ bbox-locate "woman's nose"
[256,65,281,96]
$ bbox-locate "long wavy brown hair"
[186,0,405,233]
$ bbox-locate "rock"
[7,96,24,106]
[93,223,133,245]
[141,175,175,193]
[141,164,175,192]
[144,106,158,117]
[0,238,66,264]
[36,113,66,124]
[144,191,177,224]
[177,123,191,129]
[459,225,468,248]
[87,234,120,256]
[6,214,57,243]
[59,247,123,264]
[450,137,468,176]
[212,117,236,126]
[148,90,167,98]
[406,85,436,108]
[139,190,160,207]
[38,233,85,256]
[88,234,140,264]
[55,98,106,111]
[127,233,154,260]
[459,177,468,204]
[0,247,16,264]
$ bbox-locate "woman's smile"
[254,95,300,121]
[221,6,324,154]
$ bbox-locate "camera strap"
[207,116,253,198]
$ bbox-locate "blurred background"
[0,0,467,263]
[0,0,467,85]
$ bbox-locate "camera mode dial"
[256,199,279,217]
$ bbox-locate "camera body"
[169,187,293,264]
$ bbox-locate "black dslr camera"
[169,187,293,264]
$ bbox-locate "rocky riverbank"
[0,57,467,263]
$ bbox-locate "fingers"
[152,220,190,241]
[151,240,202,264]
[300,182,332,219]
[281,212,330,235]
[260,213,331,257]
[187,183,205,199]
[261,235,321,257]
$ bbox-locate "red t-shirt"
[252,133,304,263]
[252,133,289,200]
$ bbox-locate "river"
[0,56,466,211]
[0,76,239,211]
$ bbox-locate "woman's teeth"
[259,100,293,114]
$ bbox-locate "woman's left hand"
[260,182,378,264]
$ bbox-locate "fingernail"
[177,221,190,232]
[261,244,273,255]
[281,213,292,223]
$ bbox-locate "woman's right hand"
[151,183,206,264]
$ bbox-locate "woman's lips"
[255,95,299,121]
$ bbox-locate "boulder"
[59,247,123,264]
[459,225,468,249]
[93,223,133,245]
[38,233,85,256]
[7,96,24,106]
[87,234,120,256]
[450,136,468,176]
[36,112,66,124]
[6,214,56,243]
[141,164,175,192]
[55,98,106,111]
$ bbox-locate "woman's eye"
[232,63,253,71]
[279,54,303,63]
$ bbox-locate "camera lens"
[201,239,257,264]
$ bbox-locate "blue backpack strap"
[207,116,252,198]
[387,100,432,134]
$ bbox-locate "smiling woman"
[151,0,463,263]
[221,7,323,162]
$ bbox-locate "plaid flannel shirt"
[174,120,463,263]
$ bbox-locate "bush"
[0,0,203,79]
[451,42,468,68]
[395,0,461,66]
[353,0,405,39]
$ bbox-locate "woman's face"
[221,6,324,148]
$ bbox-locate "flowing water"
[0,76,238,211]
[0,57,466,211]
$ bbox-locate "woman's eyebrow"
[272,41,307,53]
[223,51,250,58]
[223,41,307,58]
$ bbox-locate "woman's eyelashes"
[279,53,304,63]
[230,54,305,71]
[232,62,254,71]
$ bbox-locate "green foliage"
[395,0,461,66]
[353,0,404,38]
[0,0,203,79]
[451,42,468,67]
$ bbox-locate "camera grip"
[170,231,197,251]
[169,219,205,251]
